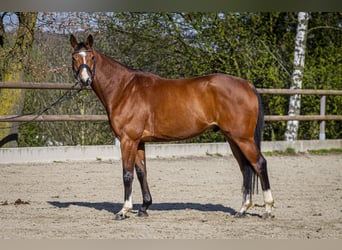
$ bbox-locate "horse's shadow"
[47,201,237,215]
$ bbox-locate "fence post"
[319,95,326,140]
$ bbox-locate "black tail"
[253,87,264,151]
[243,87,264,195]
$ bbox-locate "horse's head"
[70,34,96,87]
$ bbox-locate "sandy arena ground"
[0,154,341,239]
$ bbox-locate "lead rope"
[0,81,84,130]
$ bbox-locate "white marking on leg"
[239,193,253,214]
[263,189,274,213]
[123,194,133,210]
[263,189,273,203]
[118,194,133,215]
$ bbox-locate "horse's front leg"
[115,138,138,221]
[135,142,152,217]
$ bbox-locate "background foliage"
[1,12,340,146]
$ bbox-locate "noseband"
[72,49,96,84]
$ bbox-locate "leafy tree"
[0,12,37,147]
[300,12,342,139]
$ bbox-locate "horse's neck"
[91,51,134,110]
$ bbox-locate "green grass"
[206,152,223,157]
[263,147,298,156]
[264,147,342,156]
[307,148,342,155]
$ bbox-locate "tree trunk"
[0,12,37,147]
[284,12,309,141]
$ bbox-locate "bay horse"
[70,34,274,220]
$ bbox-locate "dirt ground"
[0,154,341,239]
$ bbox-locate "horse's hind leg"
[134,142,152,217]
[254,152,274,217]
[227,139,255,216]
[228,136,274,218]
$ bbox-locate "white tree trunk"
[285,12,309,141]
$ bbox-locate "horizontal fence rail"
[0,82,88,90]
[1,81,342,95]
[257,88,342,95]
[1,82,341,125]
[0,115,108,122]
[0,115,341,122]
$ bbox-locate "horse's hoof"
[137,210,149,217]
[114,213,129,221]
[262,212,274,219]
[234,212,246,218]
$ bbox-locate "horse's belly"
[142,114,216,142]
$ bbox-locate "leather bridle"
[72,49,96,85]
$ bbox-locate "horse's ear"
[70,34,78,49]
[86,34,94,48]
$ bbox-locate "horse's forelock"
[75,42,88,51]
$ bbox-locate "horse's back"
[132,72,259,141]
[150,73,258,114]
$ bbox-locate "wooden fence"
[1,82,341,140]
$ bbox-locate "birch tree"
[284,12,309,141]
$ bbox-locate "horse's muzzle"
[74,63,94,87]
[79,77,92,87]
